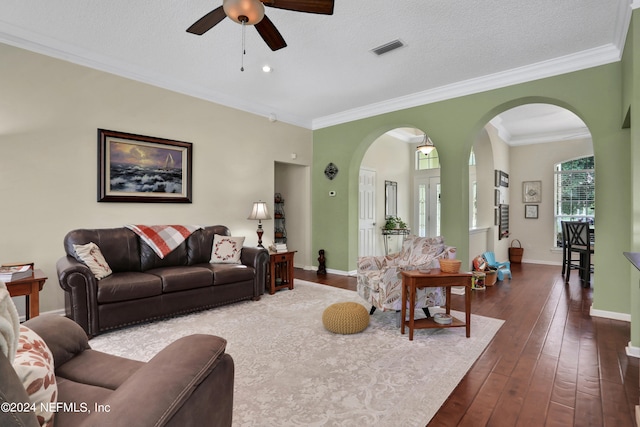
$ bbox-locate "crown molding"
[0,0,633,132]
[0,22,312,129]
[312,44,621,130]
[313,0,632,130]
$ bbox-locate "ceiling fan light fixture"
[417,134,436,156]
[224,0,265,25]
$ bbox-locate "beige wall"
[274,162,311,267]
[508,137,593,264]
[360,132,412,256]
[0,44,312,313]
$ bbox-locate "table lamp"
[247,201,271,248]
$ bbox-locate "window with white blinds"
[554,156,595,246]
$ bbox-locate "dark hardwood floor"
[295,263,639,427]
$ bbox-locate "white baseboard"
[299,265,354,277]
[326,268,356,277]
[451,286,466,295]
[519,259,563,266]
[590,305,631,322]
[626,342,640,359]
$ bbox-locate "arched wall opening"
[313,62,628,331]
[469,100,593,266]
[347,98,594,271]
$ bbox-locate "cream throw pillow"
[73,242,112,280]
[13,326,57,427]
[210,235,245,264]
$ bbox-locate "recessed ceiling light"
[262,65,272,73]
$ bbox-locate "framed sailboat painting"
[97,129,192,203]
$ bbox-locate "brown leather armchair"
[0,315,234,427]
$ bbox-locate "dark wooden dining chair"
[561,221,570,276]
[564,221,594,286]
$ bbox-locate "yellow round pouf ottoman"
[322,302,369,334]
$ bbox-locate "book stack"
[273,243,288,253]
[0,263,34,282]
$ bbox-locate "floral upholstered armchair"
[357,235,456,314]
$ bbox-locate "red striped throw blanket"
[125,225,203,259]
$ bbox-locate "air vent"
[371,39,405,56]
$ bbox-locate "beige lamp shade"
[247,201,271,221]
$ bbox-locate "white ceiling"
[0,0,633,136]
[489,104,590,146]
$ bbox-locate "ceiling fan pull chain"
[240,20,246,72]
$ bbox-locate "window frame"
[554,156,595,247]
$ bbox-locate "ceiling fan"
[187,0,335,51]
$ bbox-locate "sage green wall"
[313,62,630,315]
[626,12,640,347]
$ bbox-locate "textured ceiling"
[0,0,632,133]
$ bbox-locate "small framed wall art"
[522,180,542,203]
[495,170,509,187]
[525,204,539,219]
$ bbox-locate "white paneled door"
[359,168,377,257]
[414,175,441,237]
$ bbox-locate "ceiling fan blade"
[186,6,227,35]
[255,15,287,51]
[262,0,334,15]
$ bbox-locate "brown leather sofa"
[57,225,269,337]
[0,314,233,427]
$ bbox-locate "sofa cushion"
[205,263,254,285]
[73,242,113,280]
[96,272,163,304]
[53,377,112,426]
[147,266,213,293]
[210,235,245,264]
[64,228,141,273]
[56,349,144,390]
[186,226,231,265]
[13,326,57,427]
[125,225,203,259]
[140,239,188,272]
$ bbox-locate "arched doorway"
[475,103,592,266]
[358,127,420,257]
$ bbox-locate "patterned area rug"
[90,280,504,426]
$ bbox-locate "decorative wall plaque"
[522,180,542,203]
[324,162,339,180]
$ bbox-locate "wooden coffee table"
[400,269,472,340]
[5,269,48,320]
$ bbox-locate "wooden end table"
[400,269,472,340]
[268,251,296,295]
[5,269,48,320]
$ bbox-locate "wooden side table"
[268,251,296,295]
[5,269,48,320]
[400,269,472,340]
